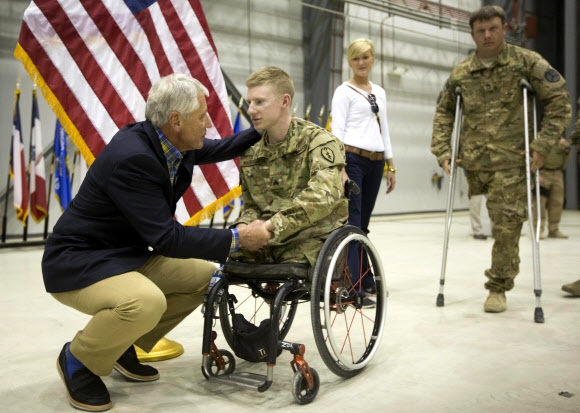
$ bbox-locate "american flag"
[29,89,48,223]
[14,0,240,225]
[10,88,29,225]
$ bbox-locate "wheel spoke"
[234,293,252,311]
[360,306,368,347]
[312,227,386,377]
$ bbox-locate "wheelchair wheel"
[208,349,236,377]
[219,283,298,350]
[310,225,387,378]
[291,367,320,404]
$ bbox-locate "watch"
[387,166,397,173]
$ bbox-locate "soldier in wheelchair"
[201,67,387,404]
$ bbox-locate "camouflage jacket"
[541,140,570,170]
[233,119,348,245]
[431,43,571,171]
[571,98,580,146]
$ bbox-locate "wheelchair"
[201,225,387,404]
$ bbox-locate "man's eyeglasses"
[368,94,379,114]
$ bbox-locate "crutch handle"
[519,78,536,94]
[455,86,462,97]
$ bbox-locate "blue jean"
[345,152,385,292]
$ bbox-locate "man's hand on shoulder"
[237,220,273,251]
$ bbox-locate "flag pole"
[318,105,325,126]
[223,210,229,229]
[43,153,55,240]
[4,79,20,243]
[70,151,79,187]
[1,164,10,244]
[24,84,37,242]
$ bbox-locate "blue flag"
[233,108,242,134]
[54,119,72,211]
[223,195,244,221]
[223,199,235,221]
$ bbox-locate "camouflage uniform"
[431,42,571,292]
[571,98,580,146]
[231,119,348,266]
[533,140,570,235]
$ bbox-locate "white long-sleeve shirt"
[331,81,393,159]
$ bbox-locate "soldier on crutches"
[520,79,544,322]
[435,87,462,308]
[431,5,571,321]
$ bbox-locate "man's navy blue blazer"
[42,120,261,293]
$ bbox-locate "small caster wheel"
[209,349,236,377]
[291,367,320,404]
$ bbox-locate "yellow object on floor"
[135,338,184,362]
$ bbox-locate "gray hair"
[145,73,209,128]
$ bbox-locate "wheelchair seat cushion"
[224,260,310,280]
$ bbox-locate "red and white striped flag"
[30,88,48,223]
[15,0,239,226]
[10,88,29,225]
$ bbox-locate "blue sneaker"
[57,343,112,411]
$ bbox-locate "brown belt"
[344,144,384,161]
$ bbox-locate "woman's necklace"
[349,78,372,93]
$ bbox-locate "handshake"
[236,220,275,251]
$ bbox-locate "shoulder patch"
[321,146,335,163]
[545,69,560,83]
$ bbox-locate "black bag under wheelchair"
[229,299,282,363]
[201,225,388,404]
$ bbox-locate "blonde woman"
[332,38,396,307]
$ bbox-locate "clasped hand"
[237,220,274,251]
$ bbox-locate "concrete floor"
[1,211,579,413]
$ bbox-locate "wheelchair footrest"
[207,372,270,391]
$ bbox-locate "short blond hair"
[346,38,375,61]
[246,66,295,99]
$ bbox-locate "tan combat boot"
[539,229,545,240]
[548,230,568,239]
[562,279,580,296]
[484,291,507,313]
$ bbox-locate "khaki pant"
[469,194,487,235]
[51,255,215,376]
[532,169,564,234]
[466,168,527,292]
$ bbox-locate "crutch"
[436,86,462,307]
[519,78,544,323]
